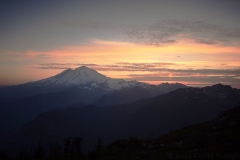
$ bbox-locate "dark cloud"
[37,63,240,75]
[62,20,240,47]
[166,69,240,75]
[36,62,240,88]
[129,74,240,82]
[61,20,240,47]
[126,72,240,89]
[123,20,240,46]
[37,63,99,69]
[127,74,240,84]
[193,39,219,45]
[36,62,176,71]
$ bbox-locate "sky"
[0,0,240,88]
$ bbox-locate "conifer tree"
[34,143,45,159]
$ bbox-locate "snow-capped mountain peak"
[32,66,146,90]
[35,66,107,85]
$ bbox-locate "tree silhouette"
[49,142,63,160]
[64,137,71,159]
[34,143,45,159]
[64,137,83,159]
[96,137,104,153]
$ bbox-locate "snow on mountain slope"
[31,66,148,90]
[36,66,107,85]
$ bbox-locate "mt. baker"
[32,66,147,90]
[0,66,186,147]
[0,66,186,103]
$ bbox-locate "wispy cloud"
[126,68,240,88]
[36,62,240,88]
[127,73,240,84]
[0,51,54,61]
[123,20,240,46]
[36,62,176,71]
[63,20,240,47]
[37,63,99,69]
[37,62,240,75]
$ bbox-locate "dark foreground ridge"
[1,103,240,160]
[99,104,240,160]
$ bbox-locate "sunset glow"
[0,0,240,88]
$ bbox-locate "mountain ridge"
[29,66,148,90]
[0,66,188,150]
[0,66,187,102]
[4,83,240,154]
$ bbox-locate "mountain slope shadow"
[4,84,240,154]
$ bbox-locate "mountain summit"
[0,66,187,103]
[37,66,107,85]
[32,66,146,90]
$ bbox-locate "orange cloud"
[3,38,239,64]
[1,38,240,86]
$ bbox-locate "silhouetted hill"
[0,83,185,149]
[0,90,87,149]
[93,104,240,160]
[4,84,240,155]
[92,83,187,107]
[0,67,186,149]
